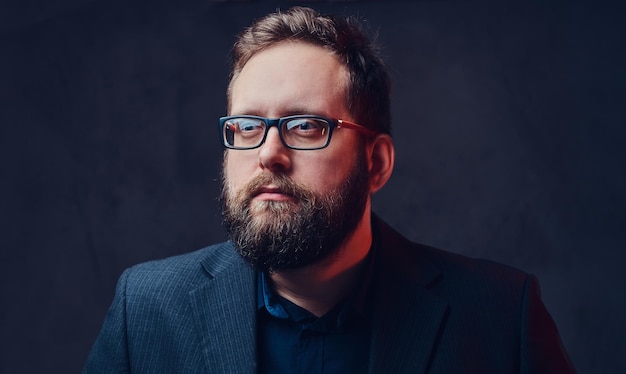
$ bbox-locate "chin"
[250,199,295,216]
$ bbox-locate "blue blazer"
[84,216,574,373]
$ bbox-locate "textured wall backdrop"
[1,1,624,373]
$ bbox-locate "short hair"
[227,6,391,135]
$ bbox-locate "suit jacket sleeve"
[521,275,576,373]
[83,269,131,374]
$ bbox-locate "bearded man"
[84,6,574,373]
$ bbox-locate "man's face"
[221,41,371,272]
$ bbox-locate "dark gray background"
[1,1,624,373]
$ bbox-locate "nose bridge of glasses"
[262,118,286,147]
[264,118,281,132]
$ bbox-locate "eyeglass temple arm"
[337,119,378,137]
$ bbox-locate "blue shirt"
[256,253,375,374]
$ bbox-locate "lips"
[252,185,293,202]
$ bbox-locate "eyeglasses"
[219,115,377,150]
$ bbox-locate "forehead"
[230,42,350,119]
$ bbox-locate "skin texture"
[224,41,395,316]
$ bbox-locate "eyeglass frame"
[219,114,378,150]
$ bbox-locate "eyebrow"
[232,106,334,119]
[281,107,325,117]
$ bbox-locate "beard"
[220,150,370,273]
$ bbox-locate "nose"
[258,127,292,172]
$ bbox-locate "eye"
[237,119,264,132]
[226,118,265,140]
[284,118,327,136]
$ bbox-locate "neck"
[268,207,373,317]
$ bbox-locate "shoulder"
[119,241,244,295]
[374,215,530,298]
[373,216,575,372]
[423,244,528,287]
[374,215,538,335]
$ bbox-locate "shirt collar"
[256,232,380,322]
[257,271,289,318]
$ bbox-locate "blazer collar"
[187,217,449,374]
[189,242,257,374]
[369,215,449,374]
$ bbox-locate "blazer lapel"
[369,281,448,374]
[189,243,257,374]
[369,216,449,374]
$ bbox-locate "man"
[84,6,575,373]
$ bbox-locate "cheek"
[224,151,257,183]
[295,151,356,190]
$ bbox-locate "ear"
[367,134,395,193]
